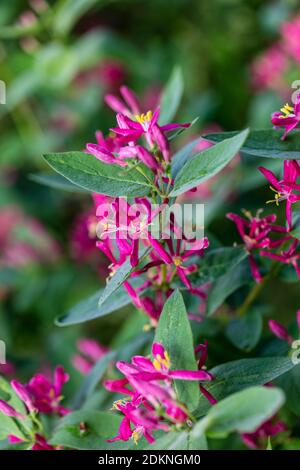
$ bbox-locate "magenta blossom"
[72,338,109,375]
[260,238,300,279]
[105,342,213,444]
[27,366,70,416]
[227,210,286,282]
[269,309,300,345]
[271,95,300,140]
[241,416,286,449]
[8,433,56,450]
[259,160,300,230]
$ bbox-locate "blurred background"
[0,0,299,395]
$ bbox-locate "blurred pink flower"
[72,338,109,374]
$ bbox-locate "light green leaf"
[170,129,249,196]
[159,67,184,125]
[204,386,285,438]
[49,410,121,450]
[154,290,199,411]
[30,173,88,193]
[43,152,154,197]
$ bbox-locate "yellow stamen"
[153,350,171,371]
[132,430,141,445]
[173,256,182,266]
[135,110,153,125]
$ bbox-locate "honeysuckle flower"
[259,160,300,230]
[227,210,286,282]
[105,342,213,444]
[110,108,190,158]
[11,380,36,414]
[105,85,141,117]
[281,15,300,64]
[72,338,109,375]
[260,238,300,279]
[269,310,300,345]
[251,45,287,91]
[268,320,293,344]
[241,416,286,449]
[118,342,212,383]
[271,95,300,140]
[27,366,70,416]
[0,399,24,419]
[142,237,209,297]
[8,433,56,450]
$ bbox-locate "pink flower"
[260,238,300,279]
[11,380,36,413]
[72,338,109,374]
[227,210,287,282]
[251,45,287,91]
[271,95,300,140]
[281,15,300,64]
[268,320,293,344]
[27,366,70,416]
[0,399,24,419]
[259,160,300,230]
[105,342,213,444]
[241,416,286,449]
[269,310,300,345]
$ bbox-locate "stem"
[236,261,281,317]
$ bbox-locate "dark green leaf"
[195,357,294,417]
[206,260,251,316]
[171,138,201,179]
[170,129,249,196]
[275,363,300,417]
[203,129,300,159]
[43,152,154,197]
[49,410,121,450]
[204,386,284,438]
[154,290,199,411]
[225,311,263,352]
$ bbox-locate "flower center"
[153,350,171,371]
[135,111,153,130]
[266,186,287,206]
[279,103,294,118]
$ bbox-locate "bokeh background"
[0,0,299,405]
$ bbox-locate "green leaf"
[195,356,294,417]
[0,377,29,440]
[53,0,101,36]
[57,284,131,327]
[49,410,121,450]
[203,386,285,438]
[275,363,300,417]
[142,425,207,450]
[43,152,154,197]
[290,211,300,240]
[192,247,248,286]
[171,138,201,179]
[170,129,249,196]
[225,311,263,352]
[29,173,88,193]
[203,129,300,159]
[206,260,251,316]
[154,290,199,411]
[159,67,184,125]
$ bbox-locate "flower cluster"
[251,14,300,94]
[0,366,69,450]
[104,342,214,444]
